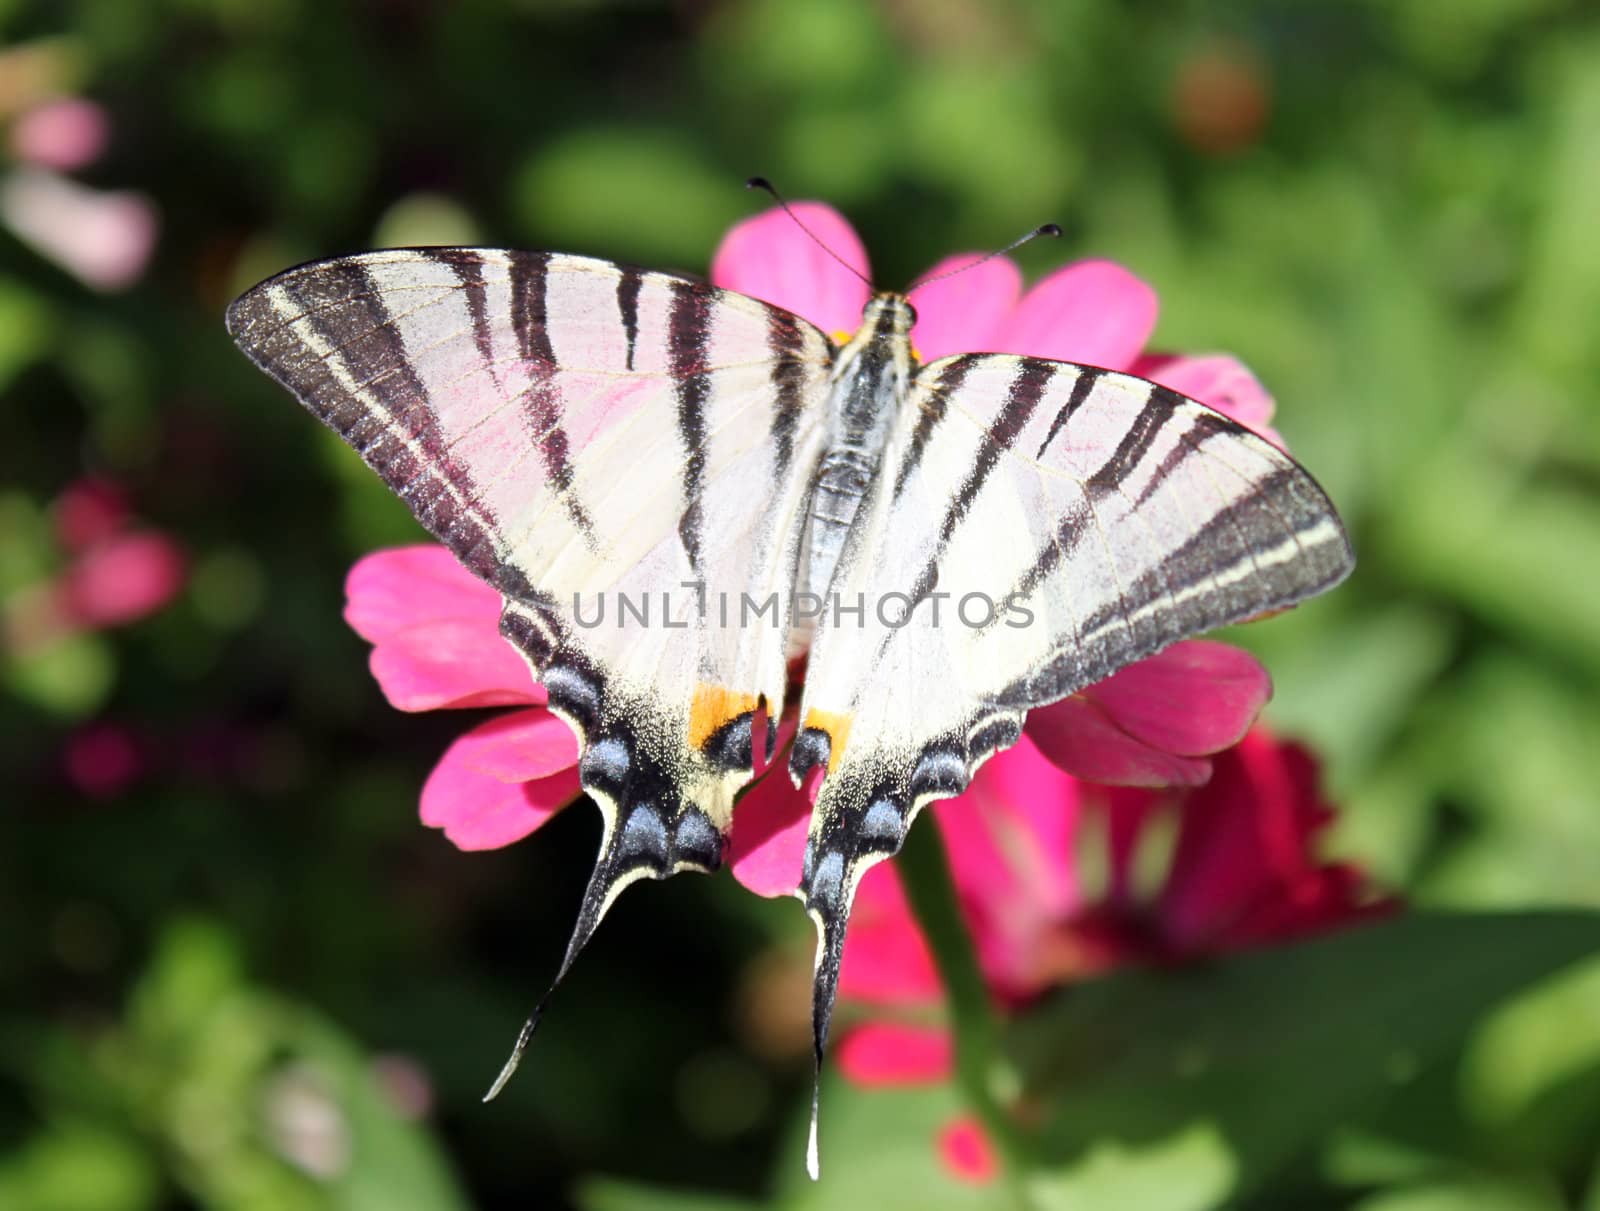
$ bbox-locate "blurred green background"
[4,1,1600,1208]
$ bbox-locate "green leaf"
[1351,1173,1567,1211]
[510,131,743,269]
[1006,913,1600,1204]
[0,1119,159,1211]
[0,279,55,395]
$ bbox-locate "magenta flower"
[3,477,185,654]
[8,97,111,172]
[832,727,1391,1183]
[61,719,145,800]
[345,202,1293,889]
[343,546,580,851]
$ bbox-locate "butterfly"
[227,214,1353,1176]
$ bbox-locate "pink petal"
[1026,695,1214,788]
[726,765,811,897]
[729,715,813,896]
[55,530,185,628]
[1080,641,1271,758]
[1101,786,1164,907]
[709,202,872,337]
[940,737,1080,917]
[52,476,130,552]
[10,98,110,172]
[937,1115,1001,1185]
[440,708,578,783]
[931,738,1084,997]
[1226,862,1394,948]
[995,260,1158,371]
[367,621,544,712]
[906,254,1022,362]
[0,169,157,292]
[836,1022,953,1086]
[344,545,501,641]
[345,546,542,712]
[838,862,944,1005]
[420,714,582,851]
[1158,729,1310,948]
[1133,352,1285,448]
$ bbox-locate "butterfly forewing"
[227,248,834,976]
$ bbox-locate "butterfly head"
[861,292,917,342]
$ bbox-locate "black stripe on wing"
[768,308,818,477]
[893,355,973,499]
[508,251,599,546]
[905,357,1055,604]
[668,280,713,569]
[225,256,542,606]
[616,267,643,372]
[1033,365,1103,459]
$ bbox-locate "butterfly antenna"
[746,176,873,290]
[906,222,1062,294]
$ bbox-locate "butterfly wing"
[227,247,832,999]
[790,353,1353,1169]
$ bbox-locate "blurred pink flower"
[62,720,143,799]
[3,478,184,653]
[52,475,131,552]
[938,1115,1000,1185]
[9,97,110,172]
[0,168,157,291]
[833,728,1393,1184]
[349,202,1291,878]
[53,530,185,629]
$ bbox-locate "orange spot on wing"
[802,707,853,775]
[689,684,760,751]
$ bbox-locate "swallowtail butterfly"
[227,213,1352,1175]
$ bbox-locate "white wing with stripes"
[789,353,1353,1150]
[226,248,834,1003]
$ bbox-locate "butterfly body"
[798,293,916,647]
[227,241,1353,1174]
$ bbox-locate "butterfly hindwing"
[791,354,1354,1131]
[227,247,834,990]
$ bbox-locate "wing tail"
[482,611,734,1099]
[793,710,1027,1175]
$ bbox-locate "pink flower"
[52,531,186,630]
[2,478,185,653]
[343,546,580,851]
[53,476,131,552]
[832,727,1392,1183]
[62,720,144,799]
[9,97,110,172]
[353,202,1287,883]
[0,168,157,291]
